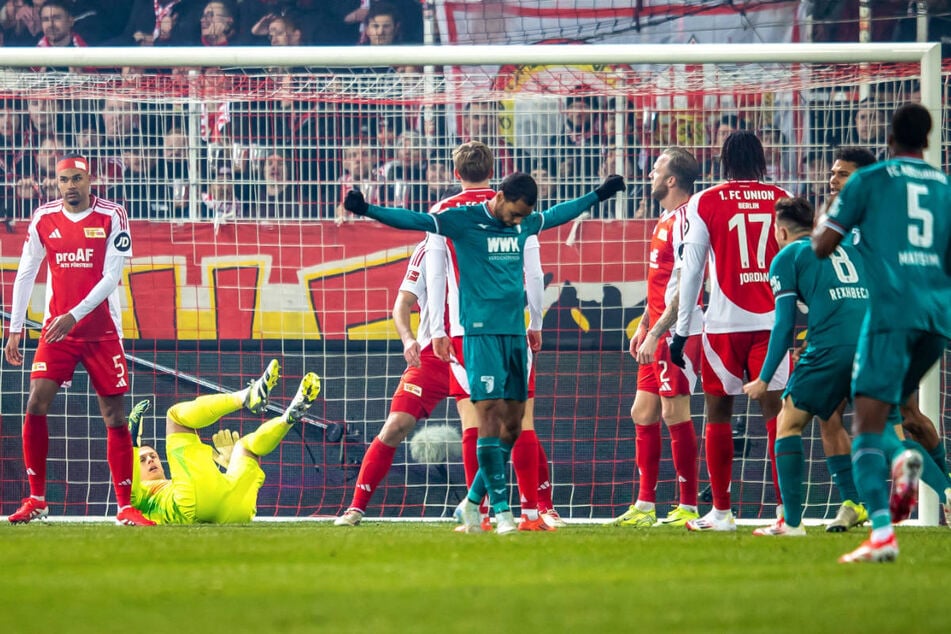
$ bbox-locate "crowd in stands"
[0,1,939,222]
[0,1,425,48]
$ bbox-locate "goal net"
[0,43,946,523]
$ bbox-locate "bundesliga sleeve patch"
[113,231,132,252]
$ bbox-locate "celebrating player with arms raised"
[4,155,153,525]
[426,142,559,531]
[344,171,624,533]
[672,131,791,532]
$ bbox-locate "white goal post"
[0,42,944,524]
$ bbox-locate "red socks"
[22,413,49,498]
[349,438,397,512]
[462,427,479,488]
[635,423,662,503]
[669,420,699,507]
[705,422,734,510]
[766,416,782,506]
[106,425,134,508]
[536,439,553,511]
[513,430,540,512]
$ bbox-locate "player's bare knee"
[25,379,58,415]
[233,437,258,462]
[378,412,416,446]
[631,392,661,425]
[98,395,126,427]
[24,395,52,416]
[777,413,808,437]
[705,395,734,423]
[901,412,939,449]
[760,391,783,421]
[660,395,690,426]
[501,416,521,442]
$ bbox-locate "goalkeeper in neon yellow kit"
[128,360,321,524]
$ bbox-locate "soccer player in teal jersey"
[814,146,876,532]
[344,172,624,532]
[129,361,320,524]
[813,103,951,563]
[744,196,870,536]
[822,146,948,532]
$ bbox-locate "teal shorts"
[783,345,855,420]
[852,326,948,406]
[463,334,528,402]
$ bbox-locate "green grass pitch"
[0,521,948,633]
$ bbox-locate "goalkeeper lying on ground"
[128,360,320,524]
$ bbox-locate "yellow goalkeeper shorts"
[166,432,266,524]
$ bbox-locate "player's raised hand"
[128,399,151,447]
[212,429,241,469]
[668,333,687,368]
[595,174,625,201]
[343,189,369,215]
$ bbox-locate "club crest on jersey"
[32,362,47,372]
[84,227,107,238]
[403,383,422,397]
[113,231,132,252]
[480,375,495,393]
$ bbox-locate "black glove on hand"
[669,333,688,369]
[344,189,369,215]
[594,174,625,202]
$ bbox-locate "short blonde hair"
[452,141,493,183]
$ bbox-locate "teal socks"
[852,433,890,530]
[775,436,804,527]
[827,453,860,504]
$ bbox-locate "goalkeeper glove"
[343,189,369,215]
[128,399,151,447]
[212,428,241,470]
[594,174,625,202]
[669,333,688,369]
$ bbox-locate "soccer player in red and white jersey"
[334,238,452,526]
[671,131,791,531]
[612,147,703,529]
[4,155,154,526]
[426,141,560,531]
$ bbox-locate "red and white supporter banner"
[435,1,798,46]
[1,220,652,344]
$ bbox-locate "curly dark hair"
[720,130,766,180]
